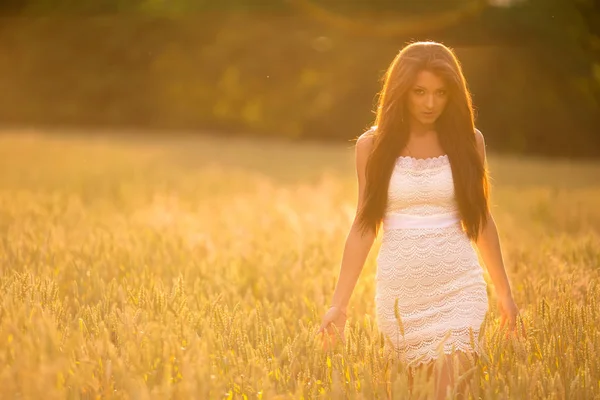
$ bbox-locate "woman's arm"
[473,129,513,299]
[475,211,513,299]
[329,219,376,314]
[317,131,376,340]
[328,133,377,314]
[474,130,525,337]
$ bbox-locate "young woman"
[317,41,526,398]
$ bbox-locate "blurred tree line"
[0,0,599,157]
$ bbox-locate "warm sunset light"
[0,0,598,398]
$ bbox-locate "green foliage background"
[0,0,599,156]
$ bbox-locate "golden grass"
[0,129,599,399]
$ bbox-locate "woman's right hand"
[317,306,347,348]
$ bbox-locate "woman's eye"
[437,90,447,96]
[415,89,424,95]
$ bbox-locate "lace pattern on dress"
[375,147,489,367]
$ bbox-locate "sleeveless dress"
[374,146,489,368]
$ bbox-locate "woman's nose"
[425,94,434,108]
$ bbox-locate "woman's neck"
[409,126,436,139]
[408,118,436,138]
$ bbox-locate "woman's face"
[406,69,449,128]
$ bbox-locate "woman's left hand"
[497,294,526,339]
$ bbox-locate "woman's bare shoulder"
[474,127,484,142]
[474,127,486,162]
[356,125,377,149]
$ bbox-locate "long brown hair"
[356,41,489,241]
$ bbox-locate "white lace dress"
[375,153,489,368]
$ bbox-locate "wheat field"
[0,129,599,399]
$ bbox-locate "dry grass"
[0,129,599,399]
